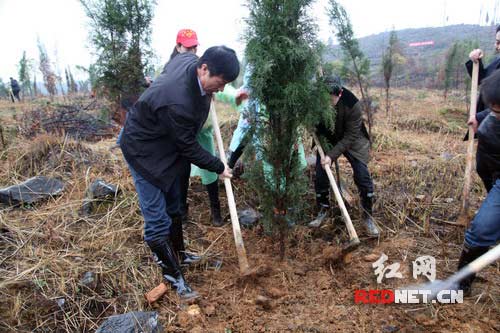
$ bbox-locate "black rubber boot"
[170,216,201,266]
[457,244,489,296]
[147,238,199,300]
[361,193,379,237]
[206,180,223,227]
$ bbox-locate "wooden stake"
[210,101,250,274]
[458,61,479,227]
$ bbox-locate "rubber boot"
[308,192,330,228]
[361,193,380,237]
[206,180,223,226]
[147,238,199,300]
[456,244,489,296]
[170,216,201,266]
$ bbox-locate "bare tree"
[37,39,57,97]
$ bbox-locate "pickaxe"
[408,243,500,301]
[312,133,360,253]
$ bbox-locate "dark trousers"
[315,151,374,210]
[178,165,191,217]
[11,90,20,102]
[127,163,181,243]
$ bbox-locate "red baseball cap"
[176,29,199,48]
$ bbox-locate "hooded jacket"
[316,87,370,164]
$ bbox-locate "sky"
[0,0,498,82]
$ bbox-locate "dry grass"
[0,92,498,332]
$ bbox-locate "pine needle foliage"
[18,51,33,97]
[327,0,373,136]
[245,0,330,255]
[381,29,403,116]
[442,39,479,101]
[79,0,155,101]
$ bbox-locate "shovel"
[210,100,251,274]
[409,244,500,301]
[145,100,251,304]
[312,134,360,253]
[458,60,479,227]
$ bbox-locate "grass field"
[0,89,498,332]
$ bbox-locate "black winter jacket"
[10,79,20,92]
[120,52,224,193]
[315,88,370,164]
[476,111,500,185]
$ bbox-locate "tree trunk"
[350,54,372,139]
[0,124,5,149]
[385,82,390,116]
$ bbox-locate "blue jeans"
[465,179,500,247]
[116,127,124,145]
[127,163,181,243]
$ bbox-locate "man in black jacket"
[457,69,500,296]
[465,26,500,191]
[311,75,380,237]
[465,25,500,114]
[120,46,238,300]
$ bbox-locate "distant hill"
[325,24,498,88]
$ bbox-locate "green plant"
[80,0,155,101]
[245,0,330,257]
[18,51,34,97]
[327,0,373,137]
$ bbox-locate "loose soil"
[0,90,498,332]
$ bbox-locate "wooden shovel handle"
[460,61,479,226]
[210,101,250,274]
[312,134,359,242]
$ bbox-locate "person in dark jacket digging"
[456,68,500,296]
[310,75,380,237]
[465,25,500,192]
[120,46,238,300]
[9,77,21,102]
